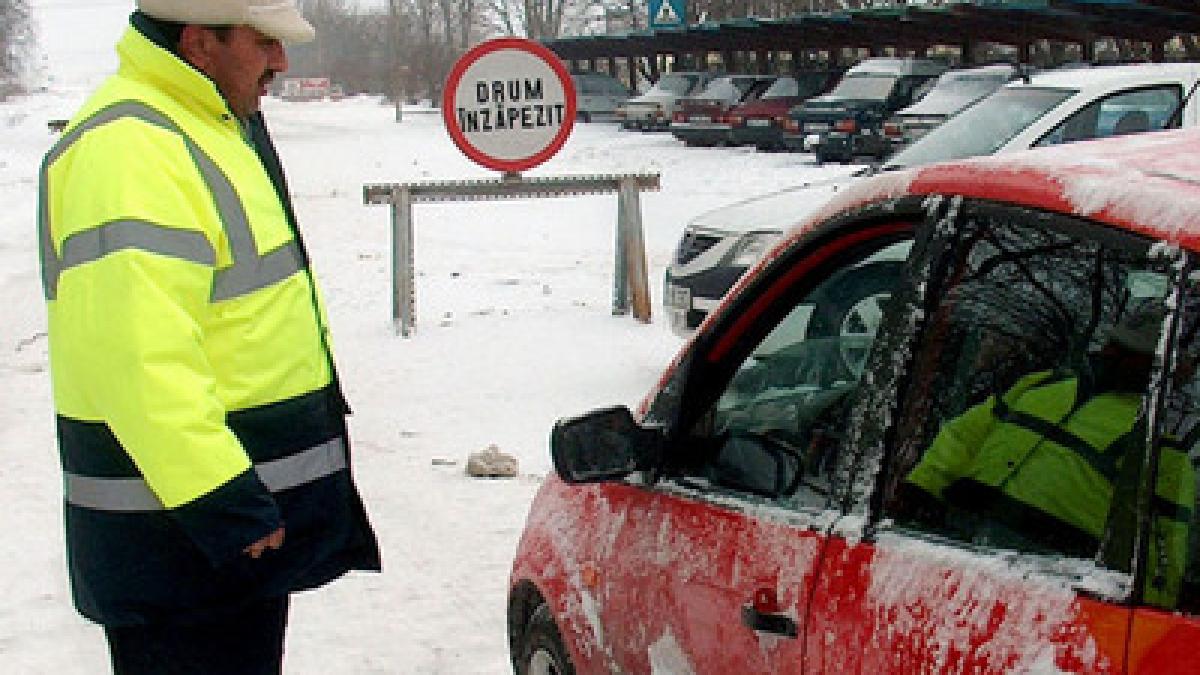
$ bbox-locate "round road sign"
[442,38,577,173]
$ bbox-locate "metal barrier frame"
[363,172,661,336]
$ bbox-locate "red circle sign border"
[441,38,577,173]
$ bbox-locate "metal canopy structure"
[544,0,1200,70]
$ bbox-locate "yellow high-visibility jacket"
[40,23,379,625]
[907,371,1193,606]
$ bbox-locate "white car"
[664,62,1200,337]
[617,71,724,131]
[883,63,1020,148]
[571,72,632,122]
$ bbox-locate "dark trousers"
[104,595,290,675]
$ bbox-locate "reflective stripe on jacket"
[40,25,379,625]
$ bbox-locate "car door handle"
[741,605,798,638]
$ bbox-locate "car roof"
[803,127,1200,250]
[938,63,1019,82]
[846,57,946,77]
[571,72,621,81]
[1007,62,1200,91]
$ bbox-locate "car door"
[1127,272,1200,674]
[583,219,916,673]
[803,199,1178,673]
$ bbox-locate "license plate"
[806,123,830,132]
[747,119,770,127]
[689,115,710,123]
[668,285,691,310]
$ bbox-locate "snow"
[0,3,851,672]
[957,131,1200,242]
[864,532,1120,674]
[648,628,697,675]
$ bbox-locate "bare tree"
[524,0,568,39]
[0,0,34,99]
[483,0,524,36]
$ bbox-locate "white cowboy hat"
[137,0,315,44]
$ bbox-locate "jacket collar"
[116,24,235,125]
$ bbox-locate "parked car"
[617,71,723,131]
[509,127,1200,674]
[781,57,947,162]
[666,62,1200,337]
[668,75,777,147]
[727,71,841,151]
[882,62,1020,149]
[571,71,633,122]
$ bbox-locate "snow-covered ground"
[0,3,858,672]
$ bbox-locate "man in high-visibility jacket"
[38,1,381,672]
[904,307,1194,607]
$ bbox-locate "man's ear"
[178,25,215,72]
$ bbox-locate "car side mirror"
[551,406,663,484]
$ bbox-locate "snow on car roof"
[801,127,1200,250]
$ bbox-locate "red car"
[509,127,1200,674]
[728,71,840,151]
[669,75,777,147]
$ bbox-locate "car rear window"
[762,77,800,98]
[828,74,901,101]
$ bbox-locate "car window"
[886,87,1074,169]
[649,73,699,96]
[876,206,1177,585]
[667,237,912,512]
[1036,86,1181,147]
[699,78,740,100]
[574,77,597,95]
[763,77,800,99]
[829,74,901,101]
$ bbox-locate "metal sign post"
[364,173,660,336]
[363,40,654,337]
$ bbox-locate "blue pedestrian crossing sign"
[649,0,685,28]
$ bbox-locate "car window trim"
[707,219,916,365]
[1033,82,1185,148]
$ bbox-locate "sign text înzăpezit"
[456,78,566,133]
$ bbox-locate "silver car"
[617,71,723,131]
[571,72,632,122]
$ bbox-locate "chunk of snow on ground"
[648,628,697,675]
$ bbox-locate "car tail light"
[775,115,788,125]
[729,115,744,126]
[782,118,800,132]
[673,111,686,123]
[883,121,903,138]
[835,118,857,133]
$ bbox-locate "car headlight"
[732,232,782,267]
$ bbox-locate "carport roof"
[544,0,1200,61]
